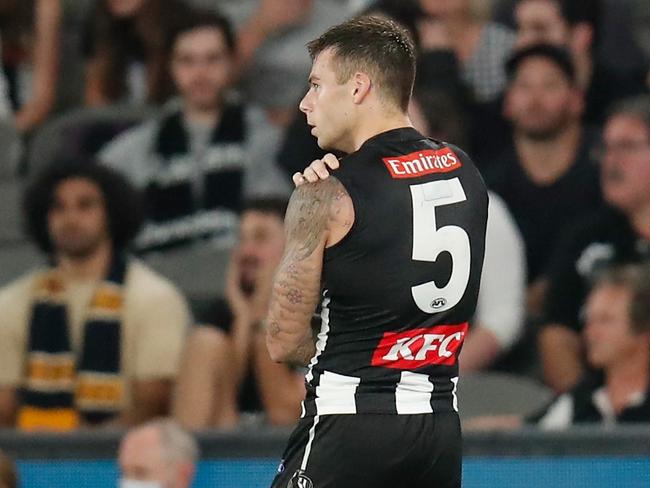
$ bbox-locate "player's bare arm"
[266,176,354,365]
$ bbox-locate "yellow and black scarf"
[17,257,127,431]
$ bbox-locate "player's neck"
[351,112,413,153]
[56,241,112,282]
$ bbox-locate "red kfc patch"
[371,323,468,369]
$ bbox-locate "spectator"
[82,0,191,106]
[173,198,305,428]
[234,0,355,125]
[513,0,648,125]
[118,417,198,488]
[0,162,190,431]
[418,0,516,104]
[540,95,650,393]
[0,449,17,488]
[461,192,527,372]
[487,44,602,317]
[0,0,61,133]
[467,263,650,430]
[100,10,290,252]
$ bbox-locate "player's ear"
[351,72,371,104]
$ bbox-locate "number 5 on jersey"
[410,177,470,313]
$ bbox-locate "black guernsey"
[302,127,488,417]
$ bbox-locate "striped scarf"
[17,257,127,431]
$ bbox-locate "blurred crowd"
[0,0,649,441]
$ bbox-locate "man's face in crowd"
[515,0,569,48]
[583,284,639,369]
[47,178,110,259]
[171,26,233,112]
[600,115,650,213]
[237,210,286,293]
[300,48,357,152]
[504,56,581,139]
[119,427,187,488]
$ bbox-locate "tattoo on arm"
[266,177,350,365]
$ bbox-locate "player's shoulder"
[287,177,354,244]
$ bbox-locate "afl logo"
[288,471,314,488]
[431,297,447,309]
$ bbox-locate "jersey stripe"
[451,376,459,412]
[395,371,434,414]
[315,371,361,415]
[300,415,320,471]
[305,294,331,384]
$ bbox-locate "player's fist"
[293,153,340,186]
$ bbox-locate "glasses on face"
[590,139,650,162]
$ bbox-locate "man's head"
[599,95,650,213]
[514,0,600,55]
[118,418,198,488]
[0,450,17,488]
[299,16,416,152]
[237,197,288,295]
[504,44,583,140]
[583,264,650,370]
[24,161,144,259]
[168,10,235,113]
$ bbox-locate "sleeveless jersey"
[302,127,488,417]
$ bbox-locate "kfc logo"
[383,148,462,179]
[371,323,468,369]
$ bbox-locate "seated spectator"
[486,44,602,318]
[100,10,290,252]
[234,0,355,126]
[173,198,305,428]
[0,162,190,431]
[118,417,198,488]
[417,0,516,104]
[0,0,61,133]
[82,0,191,106]
[0,449,17,488]
[514,0,648,125]
[467,263,650,430]
[540,95,650,393]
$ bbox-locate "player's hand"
[292,153,340,186]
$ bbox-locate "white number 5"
[410,178,470,313]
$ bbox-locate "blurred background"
[0,0,649,486]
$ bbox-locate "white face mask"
[119,479,162,488]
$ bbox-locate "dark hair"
[243,197,289,221]
[307,16,416,111]
[23,160,145,254]
[86,0,192,104]
[362,0,424,48]
[166,8,236,55]
[606,94,650,133]
[594,264,650,335]
[506,43,576,85]
[559,0,600,31]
